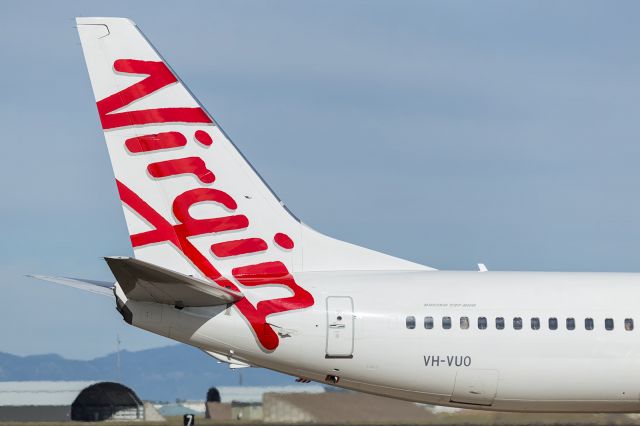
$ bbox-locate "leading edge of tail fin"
[75,17,433,278]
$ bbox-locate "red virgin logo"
[100,59,314,351]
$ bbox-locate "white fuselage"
[120,270,640,412]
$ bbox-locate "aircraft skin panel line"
[28,16,640,413]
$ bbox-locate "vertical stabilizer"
[76,17,432,275]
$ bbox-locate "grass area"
[0,422,250,426]
[430,412,640,425]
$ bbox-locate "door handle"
[329,323,346,329]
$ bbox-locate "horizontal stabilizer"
[104,257,243,307]
[27,275,114,297]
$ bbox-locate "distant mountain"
[0,345,293,401]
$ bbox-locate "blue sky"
[2,1,640,359]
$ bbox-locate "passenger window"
[585,318,594,330]
[496,317,505,330]
[513,317,523,330]
[460,317,470,330]
[424,316,434,329]
[605,318,614,331]
[478,317,487,330]
[531,317,540,330]
[442,316,452,329]
[406,316,416,329]
[566,317,575,330]
[548,317,558,330]
[625,318,634,331]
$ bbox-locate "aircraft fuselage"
[120,270,640,412]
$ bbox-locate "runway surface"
[4,413,640,426]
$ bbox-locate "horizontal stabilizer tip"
[104,257,243,307]
[26,275,114,297]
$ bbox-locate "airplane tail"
[76,17,432,280]
[76,17,433,350]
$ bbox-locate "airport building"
[0,381,149,422]
[199,385,323,420]
[0,380,441,423]
[203,386,435,423]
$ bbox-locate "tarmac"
[5,413,640,426]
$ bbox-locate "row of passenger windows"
[406,316,634,331]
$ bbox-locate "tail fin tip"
[76,17,137,27]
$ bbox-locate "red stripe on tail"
[97,59,212,130]
[211,238,268,258]
[125,132,187,153]
[147,157,215,184]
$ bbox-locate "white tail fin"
[76,17,431,277]
[76,17,432,351]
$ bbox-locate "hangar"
[0,381,145,422]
